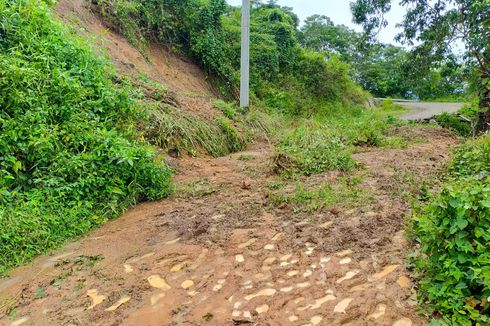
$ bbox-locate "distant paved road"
[395,101,464,120]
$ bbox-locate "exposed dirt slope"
[55,0,221,119]
[0,128,457,326]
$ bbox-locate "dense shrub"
[0,0,172,274]
[412,135,490,324]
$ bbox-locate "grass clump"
[214,117,247,153]
[410,134,490,324]
[274,124,356,176]
[268,175,371,213]
[0,0,172,275]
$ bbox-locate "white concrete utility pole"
[240,0,250,108]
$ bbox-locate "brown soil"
[0,2,460,325]
[0,127,457,326]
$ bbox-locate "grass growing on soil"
[0,0,172,275]
[410,134,490,325]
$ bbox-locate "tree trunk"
[477,77,490,132]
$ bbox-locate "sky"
[226,0,407,46]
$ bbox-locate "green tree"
[351,0,490,128]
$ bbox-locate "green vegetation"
[268,175,371,213]
[411,135,490,324]
[0,0,172,274]
[93,0,368,114]
[435,102,480,137]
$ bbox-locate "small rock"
[334,298,353,313]
[336,270,360,283]
[235,254,245,263]
[368,303,387,320]
[336,249,353,257]
[181,280,194,289]
[287,270,299,277]
[397,276,411,288]
[339,258,352,265]
[255,304,270,314]
[311,315,323,325]
[86,289,106,309]
[373,265,400,280]
[289,315,299,322]
[244,288,276,301]
[105,296,131,312]
[147,275,171,291]
[238,239,256,249]
[264,244,275,250]
[393,318,413,326]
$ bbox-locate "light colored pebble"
[311,315,323,325]
[245,288,276,301]
[147,275,171,291]
[238,238,256,249]
[235,254,245,263]
[303,270,313,277]
[187,290,198,297]
[280,286,294,292]
[393,318,413,326]
[339,258,352,265]
[264,244,275,250]
[320,221,334,229]
[165,238,180,245]
[280,254,292,261]
[243,311,252,319]
[336,270,360,283]
[150,293,165,305]
[105,296,131,312]
[234,301,242,309]
[397,276,411,288]
[11,317,29,326]
[181,280,194,289]
[232,310,241,317]
[170,263,184,272]
[287,270,299,277]
[294,297,305,304]
[289,315,299,322]
[373,265,400,280]
[87,289,106,309]
[263,257,277,265]
[255,304,270,314]
[368,303,387,320]
[123,264,133,273]
[218,279,226,284]
[336,249,353,257]
[213,284,223,291]
[334,298,353,313]
[296,282,311,288]
[271,233,283,241]
[310,294,336,309]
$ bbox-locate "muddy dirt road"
[0,127,457,326]
[396,101,463,120]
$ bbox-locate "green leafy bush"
[0,0,172,274]
[411,135,490,324]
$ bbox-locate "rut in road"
[0,127,457,326]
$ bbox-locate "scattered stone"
[339,258,352,265]
[238,239,256,249]
[264,244,275,250]
[336,270,360,283]
[280,286,294,293]
[334,298,353,313]
[296,282,311,288]
[320,221,334,229]
[151,293,165,305]
[310,294,336,309]
[243,311,252,319]
[287,270,299,277]
[123,264,134,273]
[263,257,277,265]
[336,249,353,257]
[295,219,310,226]
[255,273,270,281]
[148,275,171,292]
[87,289,106,309]
[393,318,413,326]
[397,276,411,288]
[271,233,283,241]
[280,254,292,261]
[187,291,198,297]
[303,270,313,277]
[235,254,245,263]
[255,304,270,314]
[320,257,331,267]
[310,264,318,269]
[289,315,299,322]
[218,279,226,284]
[373,265,400,280]
[305,247,314,256]
[232,310,241,317]
[181,280,194,290]
[105,296,131,312]
[165,238,180,245]
[213,284,223,292]
[368,303,387,320]
[311,315,323,325]
[11,317,29,326]
[350,283,370,292]
[170,263,184,272]
[234,302,242,309]
[245,288,276,301]
[294,297,305,304]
